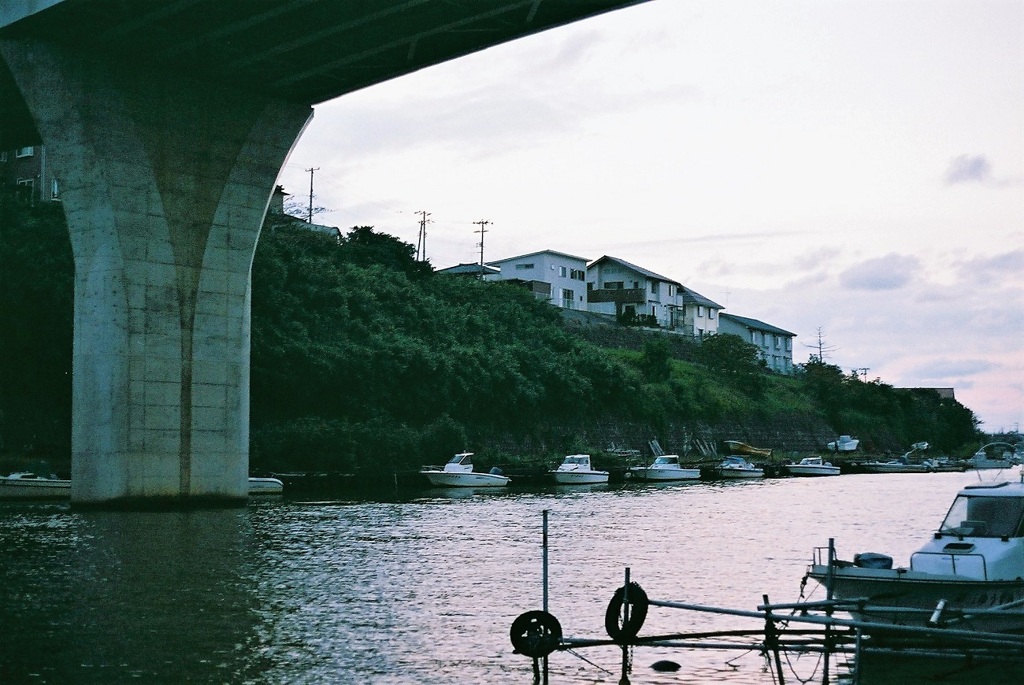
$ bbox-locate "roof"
[719,313,795,337]
[680,287,723,309]
[437,263,500,276]
[487,249,589,265]
[587,255,681,286]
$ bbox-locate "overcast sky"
[277,0,1024,434]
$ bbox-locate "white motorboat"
[420,452,510,488]
[0,472,71,499]
[550,454,609,484]
[248,477,284,495]
[826,435,860,452]
[627,455,700,482]
[859,457,933,474]
[964,441,1022,470]
[807,477,1024,633]
[716,456,764,479]
[785,456,840,477]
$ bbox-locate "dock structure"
[511,517,1024,684]
[512,572,1024,684]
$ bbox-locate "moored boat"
[0,472,71,499]
[785,456,840,477]
[716,456,764,479]
[826,435,860,452]
[549,454,609,485]
[248,477,284,495]
[420,452,510,488]
[964,441,1022,470]
[860,456,933,474]
[627,455,700,482]
[807,476,1024,633]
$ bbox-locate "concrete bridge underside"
[0,1,648,506]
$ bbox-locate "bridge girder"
[1,0,650,149]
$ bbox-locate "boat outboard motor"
[853,552,893,569]
[489,467,504,476]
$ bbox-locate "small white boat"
[716,456,764,479]
[826,435,860,452]
[0,472,71,499]
[807,477,1024,633]
[627,455,700,482]
[550,454,609,484]
[785,456,840,477]
[248,477,284,495]
[964,441,1022,470]
[860,456,933,474]
[420,452,510,488]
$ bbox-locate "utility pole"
[415,210,432,262]
[854,367,870,381]
[473,219,491,277]
[305,167,319,223]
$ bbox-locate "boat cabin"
[651,456,680,466]
[558,455,593,470]
[443,453,474,472]
[938,482,1024,539]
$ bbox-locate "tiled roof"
[588,255,681,286]
[719,312,795,337]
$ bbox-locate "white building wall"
[491,251,587,309]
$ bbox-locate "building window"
[16,147,34,158]
[561,288,574,308]
[650,281,659,295]
[515,263,535,270]
[708,309,716,319]
[570,268,586,281]
[50,178,60,201]
[697,306,704,317]
[16,178,34,203]
[604,281,624,289]
[750,331,757,344]
[559,266,567,277]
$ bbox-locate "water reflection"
[2,472,1020,683]
[0,505,260,683]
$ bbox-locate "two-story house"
[0,144,60,204]
[718,313,796,374]
[679,287,724,337]
[486,250,588,309]
[587,256,719,332]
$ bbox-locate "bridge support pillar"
[0,41,312,505]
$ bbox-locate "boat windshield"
[448,454,472,465]
[653,457,678,465]
[938,495,1024,538]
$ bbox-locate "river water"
[1,470,1019,684]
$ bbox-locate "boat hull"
[808,564,1024,633]
[717,467,764,479]
[0,479,71,499]
[628,467,701,482]
[786,465,840,477]
[422,471,510,487]
[550,471,608,485]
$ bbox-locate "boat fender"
[651,660,681,672]
[853,552,893,569]
[509,610,562,658]
[605,582,649,642]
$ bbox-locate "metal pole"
[542,510,549,612]
[620,567,631,685]
[542,510,549,683]
[763,594,785,685]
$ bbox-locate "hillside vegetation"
[0,200,981,475]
